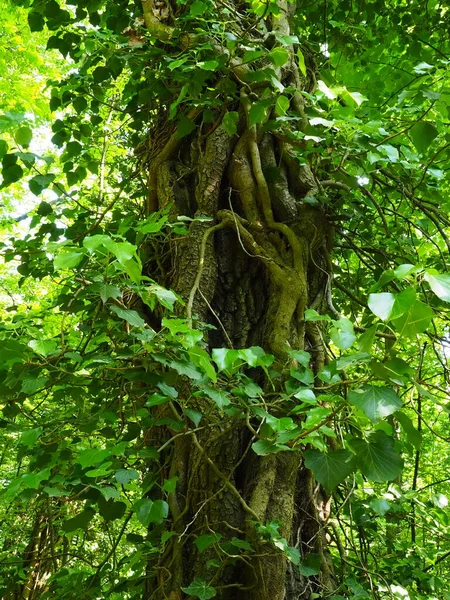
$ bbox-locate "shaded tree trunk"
[138,1,338,598]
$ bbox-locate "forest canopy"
[1,1,450,599]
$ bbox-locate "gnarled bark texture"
[138,1,338,598]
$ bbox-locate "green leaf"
[335,352,370,371]
[28,11,45,32]
[93,66,110,83]
[378,144,399,162]
[249,102,268,127]
[110,305,146,328]
[54,250,84,270]
[2,163,23,186]
[134,498,169,526]
[211,348,240,372]
[252,439,290,455]
[275,95,290,116]
[330,318,355,350]
[194,533,220,553]
[299,553,322,576]
[115,469,139,484]
[197,60,219,71]
[317,80,336,99]
[297,48,306,76]
[269,47,290,68]
[98,500,126,522]
[14,126,32,147]
[19,427,43,448]
[424,272,450,302]
[28,339,57,357]
[0,140,8,158]
[62,508,95,533]
[188,347,216,381]
[390,287,416,320]
[78,448,112,469]
[349,431,404,482]
[29,174,56,195]
[392,300,434,336]
[203,385,230,409]
[148,284,177,310]
[222,111,239,136]
[85,462,114,477]
[181,579,217,600]
[90,283,122,304]
[369,498,391,516]
[410,121,438,154]
[348,386,402,423]
[190,0,207,16]
[162,476,178,493]
[286,546,300,565]
[395,411,422,450]
[177,114,196,138]
[304,309,331,321]
[368,293,395,321]
[303,449,356,492]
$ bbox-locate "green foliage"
[1,0,450,598]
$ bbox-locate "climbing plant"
[1,0,450,599]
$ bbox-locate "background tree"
[1,1,450,599]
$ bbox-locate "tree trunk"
[138,2,337,598]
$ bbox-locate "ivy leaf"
[194,533,220,553]
[275,95,290,116]
[19,427,43,448]
[177,114,196,138]
[304,449,356,492]
[28,339,58,357]
[181,579,217,600]
[424,272,450,302]
[203,385,230,409]
[54,250,84,270]
[410,121,438,154]
[348,386,402,423]
[78,448,112,469]
[252,439,290,455]
[148,284,178,309]
[90,283,122,304]
[110,305,146,328]
[368,292,395,320]
[249,102,267,126]
[299,553,322,576]
[297,48,306,76]
[269,47,290,68]
[115,469,139,484]
[395,411,422,450]
[349,431,404,482]
[222,111,239,136]
[392,300,434,336]
[304,309,330,321]
[197,60,219,71]
[190,0,207,16]
[98,500,127,522]
[330,318,355,350]
[62,508,95,533]
[369,498,391,516]
[134,498,169,527]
